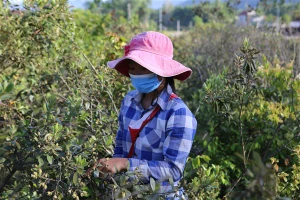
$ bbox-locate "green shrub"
[187,38,300,199]
[182,155,227,200]
[1,1,299,199]
[172,24,300,102]
[0,1,129,199]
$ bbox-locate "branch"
[0,167,16,193]
[57,27,100,77]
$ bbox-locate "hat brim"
[107,50,192,81]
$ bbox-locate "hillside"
[179,0,260,10]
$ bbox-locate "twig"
[222,171,246,200]
[57,27,100,77]
[106,89,119,116]
[0,168,17,193]
[57,26,120,117]
[238,87,247,169]
[58,73,72,92]
[262,123,282,162]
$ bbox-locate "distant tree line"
[85,0,300,31]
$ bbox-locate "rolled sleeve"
[128,158,182,183]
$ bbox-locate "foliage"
[192,0,237,24]
[193,15,204,27]
[149,1,175,31]
[186,38,300,199]
[0,0,130,199]
[1,0,300,199]
[86,0,154,36]
[172,23,300,102]
[228,145,300,200]
[182,155,228,200]
[271,145,300,199]
[94,0,151,21]
[170,6,195,29]
[150,0,238,31]
[257,0,300,21]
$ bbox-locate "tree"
[0,0,129,198]
[87,0,151,22]
[192,0,237,24]
[171,6,195,29]
[193,15,204,27]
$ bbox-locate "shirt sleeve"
[113,99,125,158]
[128,106,197,183]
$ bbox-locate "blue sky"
[10,0,187,10]
[10,0,299,10]
[7,0,262,12]
[67,0,187,9]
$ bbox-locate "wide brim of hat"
[107,50,192,81]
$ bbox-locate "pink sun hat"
[107,31,192,81]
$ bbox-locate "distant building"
[236,9,256,26]
[281,21,300,29]
[281,21,300,35]
[235,9,300,36]
[252,15,265,28]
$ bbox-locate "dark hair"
[166,77,176,93]
[149,77,176,106]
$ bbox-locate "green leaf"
[150,177,155,192]
[253,151,263,167]
[73,172,79,185]
[15,142,21,149]
[29,95,34,102]
[37,156,44,166]
[85,102,90,109]
[201,155,211,162]
[0,158,6,163]
[5,82,14,93]
[119,174,126,186]
[192,156,201,169]
[81,186,91,197]
[47,155,53,165]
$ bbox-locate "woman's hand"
[86,158,129,177]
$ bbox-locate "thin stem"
[57,27,99,77]
[0,168,16,193]
[238,86,247,169]
[59,73,72,92]
[106,88,119,116]
[222,171,247,199]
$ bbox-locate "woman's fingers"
[97,158,117,173]
[85,159,106,177]
[85,158,128,177]
[97,158,109,171]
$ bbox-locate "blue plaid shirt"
[113,85,197,196]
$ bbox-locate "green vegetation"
[183,40,300,199]
[0,0,299,199]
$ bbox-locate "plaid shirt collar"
[130,84,174,111]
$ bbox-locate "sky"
[67,0,188,9]
[9,0,300,10]
[9,0,187,10]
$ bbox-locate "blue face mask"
[129,73,163,93]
